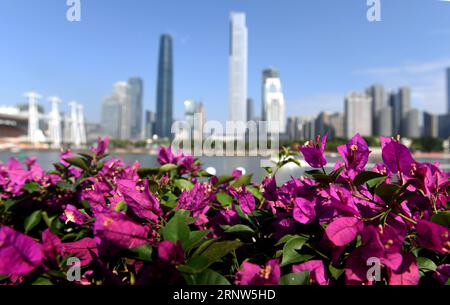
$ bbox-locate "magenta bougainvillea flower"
[416,220,450,255]
[292,260,329,285]
[116,179,162,222]
[91,136,109,156]
[235,259,280,285]
[0,135,448,286]
[337,133,370,172]
[94,211,150,249]
[176,182,212,225]
[325,217,363,246]
[300,134,328,168]
[158,240,185,266]
[0,225,43,276]
[380,136,416,176]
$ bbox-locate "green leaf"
[417,257,437,272]
[374,183,400,204]
[129,244,153,262]
[114,200,128,212]
[430,211,450,228]
[175,179,194,191]
[184,268,231,285]
[183,240,242,274]
[275,234,298,246]
[281,236,308,267]
[161,191,178,209]
[328,264,344,280]
[223,224,255,235]
[32,277,53,285]
[216,192,233,207]
[63,157,90,171]
[280,271,310,285]
[160,210,191,248]
[246,186,263,201]
[366,176,388,189]
[137,167,160,177]
[160,163,178,172]
[216,175,234,185]
[23,182,40,193]
[311,173,333,184]
[24,210,42,233]
[354,171,385,187]
[186,230,210,250]
[232,174,253,187]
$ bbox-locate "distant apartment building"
[366,84,386,136]
[261,68,286,134]
[344,92,372,139]
[403,109,420,138]
[101,81,131,139]
[423,112,438,138]
[128,77,143,140]
[378,106,393,137]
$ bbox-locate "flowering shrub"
[0,134,449,285]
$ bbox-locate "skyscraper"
[447,67,450,114]
[155,34,173,139]
[404,109,420,138]
[389,87,411,136]
[344,92,372,139]
[378,106,393,137]
[128,77,143,140]
[145,110,156,139]
[229,12,248,123]
[101,82,130,139]
[366,84,385,136]
[423,112,438,138]
[262,68,286,134]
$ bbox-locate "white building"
[228,12,248,123]
[262,69,286,134]
[344,92,373,138]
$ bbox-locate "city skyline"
[2,1,450,124]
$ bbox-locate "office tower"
[315,112,331,138]
[423,112,438,138]
[155,34,173,139]
[344,92,372,139]
[378,106,393,137]
[447,67,450,114]
[145,110,156,139]
[247,98,254,122]
[128,77,143,140]
[389,87,411,136]
[366,84,385,135]
[438,114,450,139]
[101,82,130,139]
[403,109,420,138]
[286,117,297,140]
[229,12,248,123]
[262,68,286,134]
[183,99,205,140]
[398,87,411,135]
[329,112,345,139]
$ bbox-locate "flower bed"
[0,134,449,285]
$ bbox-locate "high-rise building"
[145,111,156,139]
[366,84,385,136]
[247,98,254,122]
[388,87,411,136]
[262,68,286,134]
[447,67,450,114]
[329,112,345,139]
[423,112,438,138]
[229,12,248,123]
[438,114,450,139]
[128,77,143,140]
[344,92,372,139]
[404,109,420,138]
[155,34,173,139]
[378,106,393,137]
[315,112,331,138]
[183,99,205,140]
[101,82,131,139]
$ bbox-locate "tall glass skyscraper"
[447,67,450,114]
[128,77,143,140]
[155,34,173,139]
[229,12,248,123]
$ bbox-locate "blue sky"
[1,0,450,123]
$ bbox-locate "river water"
[1,151,449,185]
